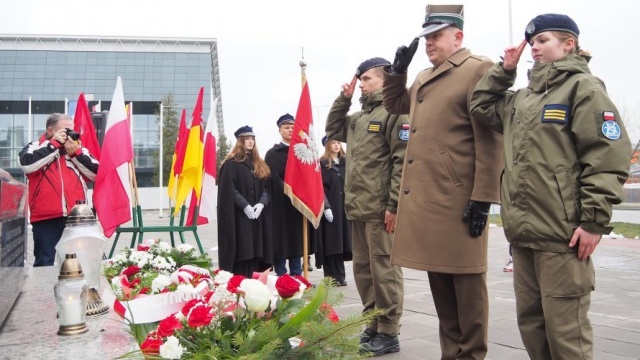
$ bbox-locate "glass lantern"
[55,201,109,316]
[54,253,89,335]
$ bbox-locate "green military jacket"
[471,54,631,252]
[325,90,410,223]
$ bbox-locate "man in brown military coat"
[382,5,503,359]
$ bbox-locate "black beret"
[356,57,390,79]
[234,125,255,139]
[276,113,295,127]
[525,14,579,43]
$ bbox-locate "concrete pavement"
[4,212,640,359]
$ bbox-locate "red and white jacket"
[19,135,99,223]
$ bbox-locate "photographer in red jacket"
[19,113,99,266]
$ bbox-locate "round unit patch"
[601,120,621,140]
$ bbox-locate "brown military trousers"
[513,245,595,360]
[351,221,404,335]
[428,272,488,360]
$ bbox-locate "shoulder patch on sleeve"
[602,120,621,140]
[399,123,410,141]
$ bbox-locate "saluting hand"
[502,39,528,71]
[569,227,602,260]
[341,76,357,99]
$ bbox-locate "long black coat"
[316,157,352,267]
[217,156,273,271]
[264,143,317,260]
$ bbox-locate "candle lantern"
[54,253,89,335]
[56,201,109,316]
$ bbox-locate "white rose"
[175,243,194,253]
[152,274,172,293]
[159,336,184,359]
[239,279,271,313]
[214,270,233,285]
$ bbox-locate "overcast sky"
[2,0,639,147]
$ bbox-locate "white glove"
[243,205,256,219]
[324,208,334,222]
[253,203,265,218]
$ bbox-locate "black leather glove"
[391,37,420,74]
[462,200,492,237]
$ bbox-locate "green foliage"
[216,132,232,177]
[152,93,180,187]
[124,277,379,359]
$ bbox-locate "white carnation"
[152,274,172,293]
[175,283,196,297]
[158,242,172,252]
[159,336,184,359]
[214,270,233,285]
[175,243,194,253]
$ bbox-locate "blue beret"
[234,125,255,139]
[525,14,579,43]
[356,57,390,79]
[321,135,328,147]
[418,4,464,38]
[276,113,294,127]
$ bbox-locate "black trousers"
[323,253,345,282]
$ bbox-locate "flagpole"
[300,48,309,280]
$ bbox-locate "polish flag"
[284,80,324,228]
[94,77,133,237]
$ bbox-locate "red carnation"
[187,304,214,328]
[294,275,312,289]
[139,287,150,295]
[226,275,246,293]
[181,299,201,317]
[157,315,183,337]
[122,265,140,278]
[275,275,301,299]
[140,332,162,355]
[137,244,150,251]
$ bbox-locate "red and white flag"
[94,77,134,237]
[73,92,101,160]
[190,90,218,225]
[284,80,324,228]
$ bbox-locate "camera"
[65,128,80,141]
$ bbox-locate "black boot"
[359,327,377,344]
[360,333,400,356]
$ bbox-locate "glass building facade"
[0,35,224,187]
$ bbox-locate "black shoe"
[359,328,377,344]
[360,333,400,356]
[338,280,347,287]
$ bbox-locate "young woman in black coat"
[217,126,273,277]
[317,136,352,286]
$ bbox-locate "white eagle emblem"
[293,129,321,172]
